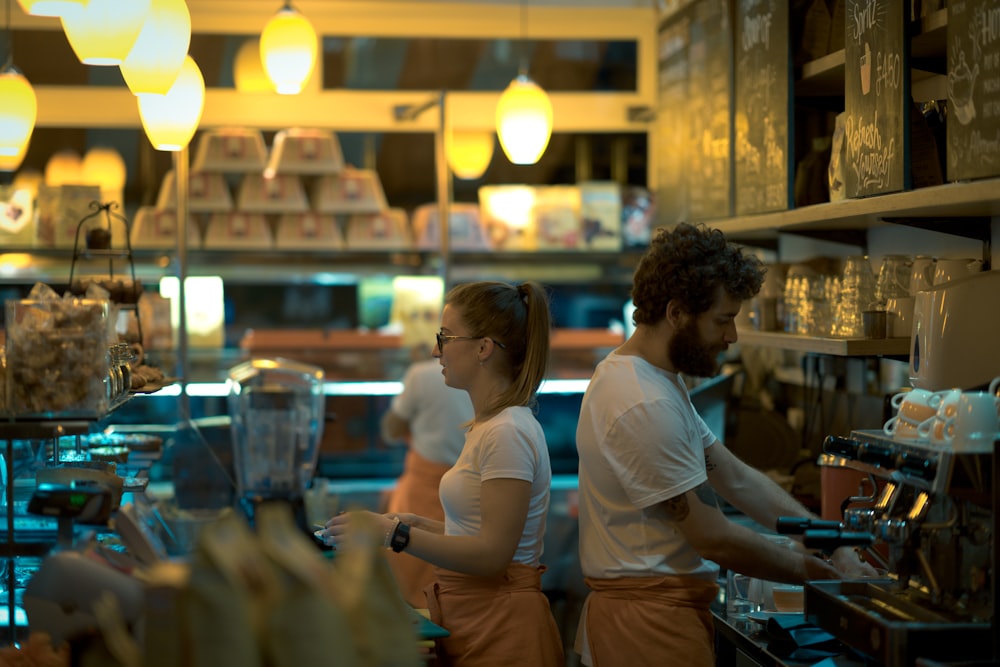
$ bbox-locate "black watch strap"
[390,522,411,553]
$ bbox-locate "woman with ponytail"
[323,281,563,666]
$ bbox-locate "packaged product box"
[192,127,268,172]
[0,185,35,246]
[411,202,490,251]
[274,212,343,251]
[533,186,583,251]
[203,212,273,250]
[312,168,387,214]
[477,184,537,251]
[131,207,204,250]
[35,184,103,248]
[237,173,309,214]
[345,208,410,250]
[265,128,345,176]
[579,181,622,251]
[155,171,234,213]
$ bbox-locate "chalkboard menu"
[655,0,732,225]
[947,0,1000,182]
[734,0,793,215]
[655,15,691,226]
[687,0,733,220]
[844,0,910,197]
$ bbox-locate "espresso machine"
[803,431,994,666]
[226,358,325,533]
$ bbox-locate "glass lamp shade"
[137,56,205,152]
[234,38,273,93]
[83,147,127,203]
[0,69,38,165]
[120,0,191,95]
[495,74,553,165]
[60,0,153,66]
[0,145,28,173]
[446,129,494,180]
[45,149,83,186]
[12,168,43,198]
[259,4,317,95]
[16,0,86,17]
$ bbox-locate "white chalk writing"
[875,51,901,94]
[980,6,1000,45]
[969,130,1000,164]
[742,12,772,51]
[849,0,884,44]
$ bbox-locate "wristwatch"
[390,522,411,553]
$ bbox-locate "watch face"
[391,522,411,552]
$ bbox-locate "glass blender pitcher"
[227,358,325,529]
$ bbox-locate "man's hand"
[830,547,881,578]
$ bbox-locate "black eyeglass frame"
[435,331,508,350]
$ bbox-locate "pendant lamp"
[137,55,205,152]
[495,73,552,165]
[234,38,273,93]
[16,0,85,17]
[60,0,152,66]
[44,149,83,186]
[446,128,494,180]
[82,146,127,203]
[259,1,317,95]
[120,0,190,95]
[0,67,37,171]
[12,166,42,198]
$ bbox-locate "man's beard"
[668,319,721,378]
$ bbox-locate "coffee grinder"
[227,358,325,534]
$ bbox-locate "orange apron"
[425,563,564,667]
[386,450,453,608]
[582,574,719,667]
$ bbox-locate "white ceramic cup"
[890,388,939,424]
[909,256,935,294]
[950,391,999,452]
[885,295,915,338]
[932,258,983,286]
[883,414,924,440]
[916,388,962,447]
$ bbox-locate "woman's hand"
[320,510,395,549]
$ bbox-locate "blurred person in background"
[381,345,474,608]
[324,280,564,666]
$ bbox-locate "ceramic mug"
[950,391,1000,453]
[909,256,935,295]
[915,388,962,447]
[932,258,983,286]
[890,388,939,424]
[883,414,925,441]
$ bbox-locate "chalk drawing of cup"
[949,50,979,126]
[860,42,872,95]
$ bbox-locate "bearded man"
[574,223,875,667]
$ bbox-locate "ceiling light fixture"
[60,0,152,66]
[120,0,190,95]
[137,55,205,152]
[0,0,37,172]
[234,38,273,93]
[82,146,127,204]
[44,148,82,185]
[495,0,552,165]
[446,128,494,180]
[16,0,85,17]
[259,1,317,95]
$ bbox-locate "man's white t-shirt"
[390,358,473,465]
[576,351,719,581]
[439,406,551,566]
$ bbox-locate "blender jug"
[227,358,325,525]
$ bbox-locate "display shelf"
[737,329,911,357]
[707,178,1000,241]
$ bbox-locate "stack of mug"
[883,378,1000,453]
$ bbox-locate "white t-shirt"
[576,351,719,581]
[390,359,473,465]
[439,406,551,566]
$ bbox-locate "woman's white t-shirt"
[439,406,552,566]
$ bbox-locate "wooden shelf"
[737,329,911,357]
[706,178,1000,240]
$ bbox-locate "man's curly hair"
[630,223,766,326]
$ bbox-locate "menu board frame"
[734,0,794,216]
[946,0,1000,182]
[843,0,911,198]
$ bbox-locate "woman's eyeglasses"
[436,331,507,350]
